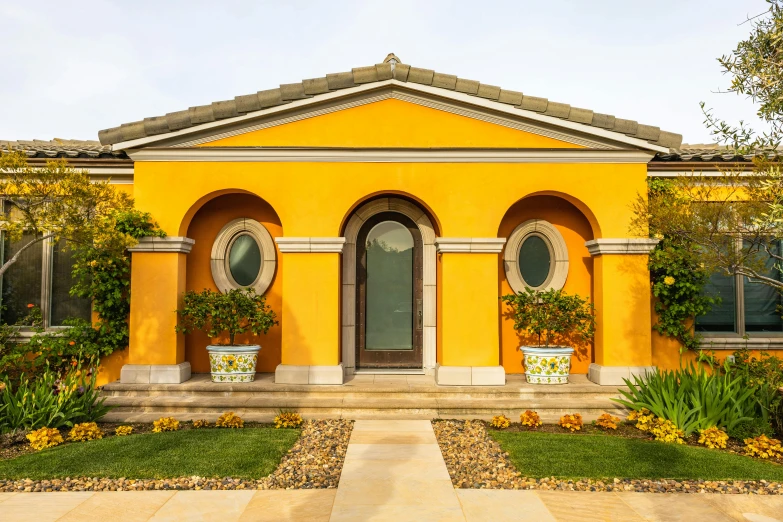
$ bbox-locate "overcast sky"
[0,0,770,145]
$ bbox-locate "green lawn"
[0,428,300,480]
[490,431,783,481]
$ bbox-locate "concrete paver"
[2,418,783,521]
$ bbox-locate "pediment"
[114,82,669,154]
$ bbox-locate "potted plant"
[176,288,278,382]
[501,288,595,384]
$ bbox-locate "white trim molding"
[699,336,783,351]
[112,80,668,153]
[211,218,276,294]
[128,236,195,254]
[504,220,569,292]
[585,238,659,256]
[275,237,346,253]
[435,237,506,253]
[127,148,654,164]
[342,197,437,375]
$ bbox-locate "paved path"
[1,419,783,521]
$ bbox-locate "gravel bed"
[433,420,783,495]
[0,419,353,492]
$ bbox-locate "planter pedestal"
[207,345,260,382]
[521,346,574,384]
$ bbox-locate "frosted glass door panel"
[365,221,414,350]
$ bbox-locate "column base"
[588,363,656,386]
[275,364,344,385]
[435,365,506,386]
[120,363,191,384]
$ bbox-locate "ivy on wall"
[0,210,164,379]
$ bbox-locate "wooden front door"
[356,212,423,369]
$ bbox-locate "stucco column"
[122,237,195,384]
[274,237,345,385]
[435,237,507,386]
[585,238,659,385]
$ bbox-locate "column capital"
[435,237,506,253]
[585,238,658,256]
[275,237,346,253]
[128,236,195,254]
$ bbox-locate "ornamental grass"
[67,422,104,442]
[152,417,180,433]
[26,427,63,451]
[490,415,511,429]
[559,413,583,432]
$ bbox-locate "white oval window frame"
[211,218,276,294]
[504,219,568,292]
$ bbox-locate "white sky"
[0,0,770,145]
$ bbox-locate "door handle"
[417,299,423,330]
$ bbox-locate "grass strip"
[490,430,783,481]
[0,428,299,480]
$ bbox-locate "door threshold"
[354,369,426,375]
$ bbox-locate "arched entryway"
[342,196,437,374]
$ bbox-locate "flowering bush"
[115,425,133,436]
[26,427,63,450]
[274,411,303,429]
[520,410,542,428]
[192,419,210,428]
[596,413,620,430]
[490,415,511,429]
[559,413,583,432]
[648,418,685,444]
[744,434,783,459]
[67,422,104,442]
[698,427,729,449]
[152,417,180,433]
[216,412,244,429]
[627,408,656,432]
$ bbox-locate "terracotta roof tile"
[1,139,127,159]
[97,54,683,149]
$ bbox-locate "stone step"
[101,394,626,423]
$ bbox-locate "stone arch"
[341,196,438,374]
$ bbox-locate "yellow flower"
[663,276,675,286]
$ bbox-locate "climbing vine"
[646,178,716,352]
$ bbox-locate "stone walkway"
[1,419,783,521]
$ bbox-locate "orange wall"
[498,196,594,374]
[185,193,283,373]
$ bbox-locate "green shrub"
[0,358,111,434]
[614,362,759,436]
[729,418,776,441]
[500,288,595,347]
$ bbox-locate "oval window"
[228,234,262,287]
[518,235,552,288]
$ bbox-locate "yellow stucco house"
[8,54,781,389]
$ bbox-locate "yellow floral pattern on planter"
[523,354,571,384]
[207,348,259,382]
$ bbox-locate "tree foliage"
[501,288,595,347]
[0,151,133,276]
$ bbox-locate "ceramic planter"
[207,345,260,383]
[521,346,574,384]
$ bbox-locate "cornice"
[129,236,195,254]
[584,238,659,256]
[275,237,346,253]
[435,237,507,253]
[127,148,653,164]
